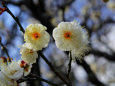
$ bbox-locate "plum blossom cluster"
[0,20,89,85]
[0,57,31,86]
[21,21,89,63]
[20,24,50,64]
[0,24,50,86]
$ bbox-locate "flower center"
[29,49,33,54]
[32,32,41,40]
[64,31,72,39]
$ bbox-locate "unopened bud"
[20,60,27,68]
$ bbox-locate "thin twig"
[0,37,11,62]
[32,74,59,86]
[38,51,69,85]
[67,51,72,86]
[62,7,65,21]
[2,1,25,33]
[67,52,72,78]
[18,73,59,86]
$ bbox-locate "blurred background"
[0,0,115,86]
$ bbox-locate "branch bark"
[90,50,115,62]
[38,51,69,85]
[18,74,59,86]
[76,59,107,86]
[2,1,25,33]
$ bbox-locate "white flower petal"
[24,24,50,51]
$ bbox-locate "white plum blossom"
[0,71,18,86]
[1,61,24,80]
[24,24,50,51]
[53,20,90,60]
[20,45,38,64]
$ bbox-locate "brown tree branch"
[39,0,45,12]
[4,0,24,6]
[2,1,25,33]
[18,73,59,86]
[76,59,107,86]
[58,0,75,9]
[67,52,72,86]
[29,56,43,86]
[0,37,11,62]
[38,51,69,85]
[90,50,115,62]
